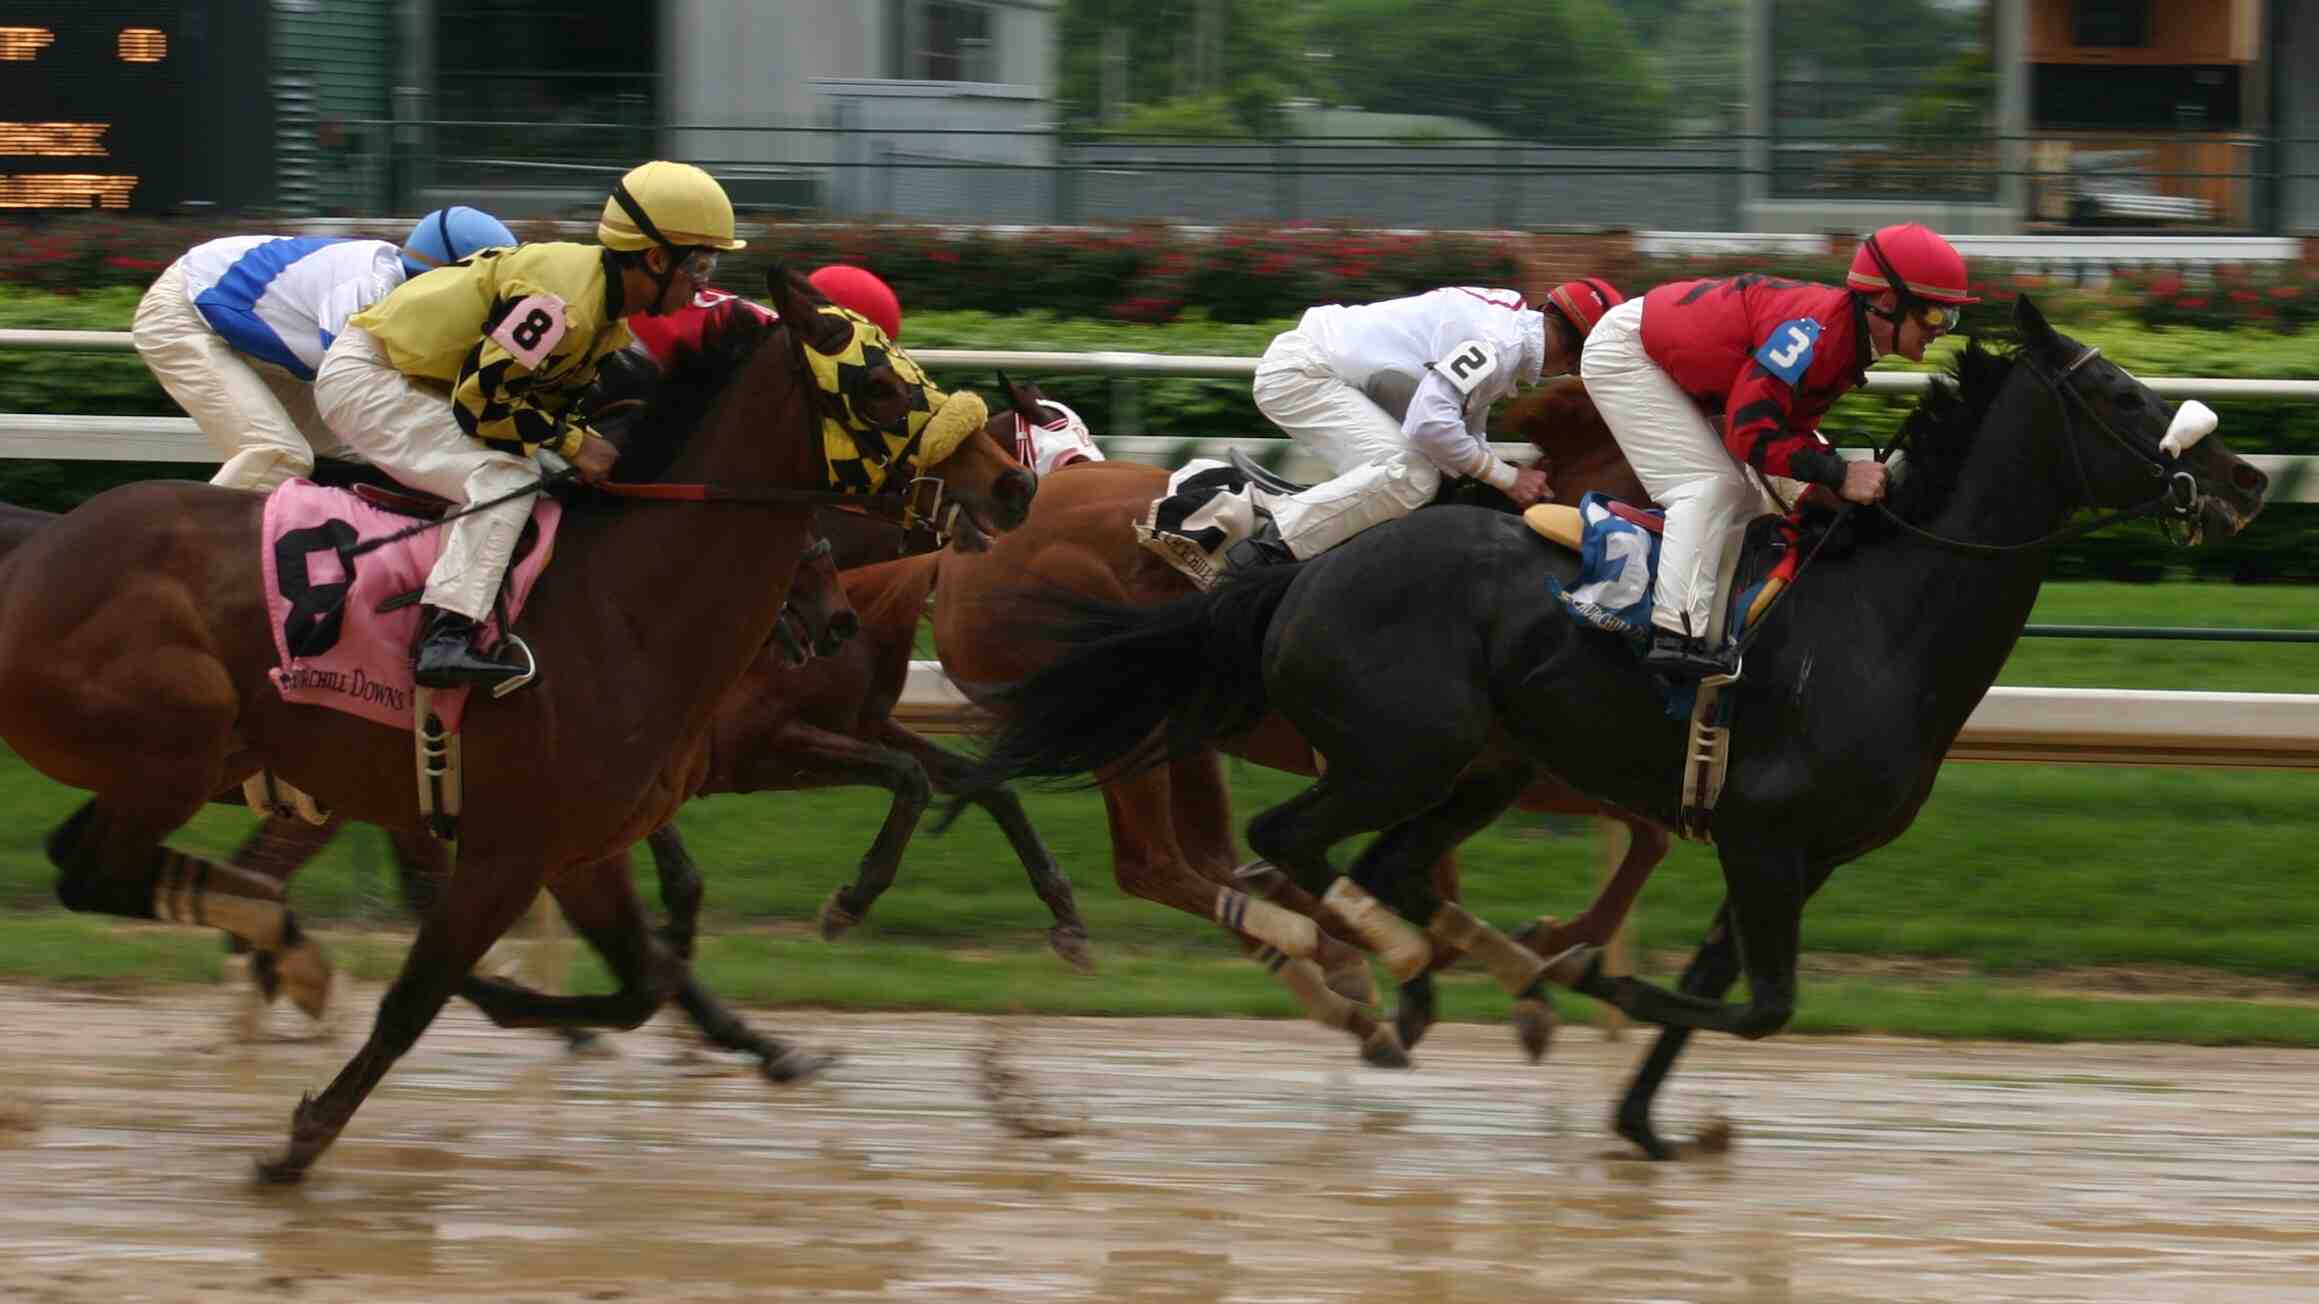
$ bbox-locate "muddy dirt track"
[2,985,2318,1302]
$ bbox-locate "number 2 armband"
[1429,339,1500,396]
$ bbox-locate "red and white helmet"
[807,264,903,342]
[1544,277,1625,338]
[1846,224,1979,306]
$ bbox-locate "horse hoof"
[274,939,335,1020]
[1048,925,1096,974]
[252,1155,309,1185]
[1323,955,1379,1007]
[1511,995,1555,1063]
[1358,1026,1411,1070]
[816,890,862,941]
[762,1046,837,1085]
[1394,979,1438,1052]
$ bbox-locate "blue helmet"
[400,206,518,278]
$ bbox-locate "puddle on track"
[1,985,2316,1302]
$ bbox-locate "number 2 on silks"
[1754,318,1821,386]
[1433,338,1499,395]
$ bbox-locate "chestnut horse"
[0,268,1035,1181]
[913,377,1673,1066]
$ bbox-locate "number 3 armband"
[1430,339,1500,396]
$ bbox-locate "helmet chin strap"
[1861,233,1921,329]
[612,181,685,315]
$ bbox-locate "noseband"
[1872,344,2203,557]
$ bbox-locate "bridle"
[1867,344,2205,557]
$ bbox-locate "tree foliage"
[1057,0,1315,135]
[1306,0,1673,142]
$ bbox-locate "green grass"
[0,579,2312,1043]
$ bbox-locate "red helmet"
[807,264,903,342]
[1544,278,1624,339]
[1846,224,1978,306]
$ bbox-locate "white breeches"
[132,260,341,493]
[1581,298,1776,639]
[314,327,540,623]
[1253,330,1440,560]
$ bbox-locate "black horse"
[959,296,2270,1158]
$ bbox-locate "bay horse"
[907,374,1673,1066]
[962,296,2270,1156]
[0,267,1035,1181]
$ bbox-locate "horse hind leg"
[643,829,833,1083]
[223,813,350,1041]
[49,799,334,1018]
[900,721,1091,972]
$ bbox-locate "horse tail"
[960,562,1306,790]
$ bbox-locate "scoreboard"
[0,3,187,211]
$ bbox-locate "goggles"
[1913,300,1961,337]
[678,249,720,284]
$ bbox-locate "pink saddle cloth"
[260,479,562,733]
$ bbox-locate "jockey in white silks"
[1228,280,1624,569]
[132,207,519,492]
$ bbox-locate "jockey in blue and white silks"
[132,207,518,492]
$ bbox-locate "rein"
[1866,346,2200,558]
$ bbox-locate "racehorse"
[898,374,1673,1066]
[961,297,2270,1155]
[0,267,1035,1180]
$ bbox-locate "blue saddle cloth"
[1541,492,1789,718]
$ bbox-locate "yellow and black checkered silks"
[803,305,985,495]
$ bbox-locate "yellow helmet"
[598,160,747,253]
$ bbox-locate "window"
[913,1,992,83]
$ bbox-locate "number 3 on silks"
[1754,318,1821,386]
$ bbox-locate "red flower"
[2148,274,2184,296]
[2175,296,2209,309]
[2269,286,2303,300]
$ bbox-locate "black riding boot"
[414,606,524,690]
[1641,627,1735,682]
[1223,520,1297,570]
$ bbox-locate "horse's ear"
[2012,293,2060,356]
[995,369,1039,422]
[766,264,852,354]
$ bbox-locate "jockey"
[623,263,905,364]
[131,206,518,492]
[1582,222,1978,680]
[1227,280,1624,568]
[314,160,745,689]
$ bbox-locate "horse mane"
[609,306,776,486]
[1501,376,1609,459]
[1859,336,2018,538]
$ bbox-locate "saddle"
[1524,492,1815,843]
[259,475,563,840]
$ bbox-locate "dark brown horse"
[0,268,1035,1181]
[914,376,1673,1067]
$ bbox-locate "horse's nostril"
[2234,462,2268,494]
[834,614,860,638]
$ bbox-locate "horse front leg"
[1512,808,1672,957]
[880,719,1092,973]
[455,853,682,1033]
[258,850,545,1183]
[715,724,931,941]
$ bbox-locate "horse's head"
[992,371,1101,481]
[2013,295,2267,543]
[1501,376,1649,507]
[770,532,858,667]
[764,267,1036,553]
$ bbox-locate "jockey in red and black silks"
[1581,223,1979,681]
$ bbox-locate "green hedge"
[0,288,2309,579]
